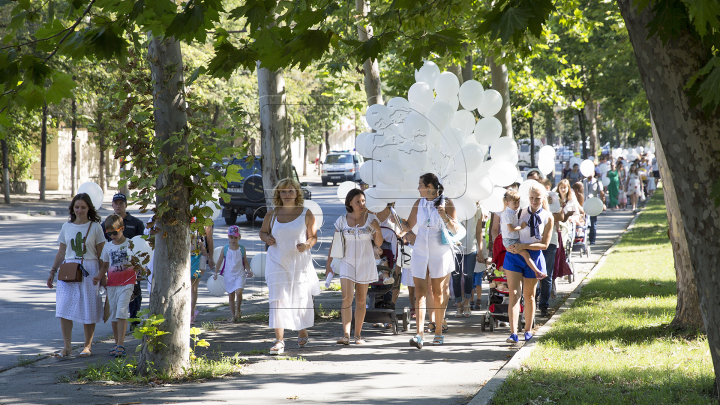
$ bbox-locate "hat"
[228,226,240,237]
[112,193,127,203]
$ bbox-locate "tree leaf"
[46,72,76,104]
[683,0,720,37]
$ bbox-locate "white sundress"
[223,246,247,293]
[410,198,454,280]
[334,213,380,284]
[627,173,641,196]
[265,208,320,331]
[55,221,106,324]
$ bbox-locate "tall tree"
[70,96,77,196]
[1,137,8,203]
[490,56,513,139]
[356,0,383,107]
[40,102,48,201]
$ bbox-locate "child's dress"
[647,177,656,192]
[222,245,247,293]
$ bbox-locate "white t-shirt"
[500,207,520,241]
[518,208,553,244]
[57,221,106,260]
[459,205,483,255]
[652,158,658,171]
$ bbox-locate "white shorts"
[107,284,134,322]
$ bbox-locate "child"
[214,226,252,322]
[95,214,137,358]
[647,171,656,197]
[190,218,212,325]
[373,244,395,285]
[500,190,546,279]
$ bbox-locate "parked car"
[220,157,311,225]
[517,139,543,169]
[321,151,363,186]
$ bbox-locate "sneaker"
[524,332,533,341]
[540,308,549,317]
[506,334,518,343]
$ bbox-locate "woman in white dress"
[405,173,459,349]
[259,178,320,355]
[625,163,643,211]
[326,189,384,345]
[47,193,106,359]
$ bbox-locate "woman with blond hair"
[259,178,320,355]
[503,183,554,344]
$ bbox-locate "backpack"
[219,244,246,276]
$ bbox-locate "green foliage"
[129,309,171,353]
[189,326,210,360]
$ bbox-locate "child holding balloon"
[213,226,252,322]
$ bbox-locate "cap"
[228,226,240,237]
[112,193,127,203]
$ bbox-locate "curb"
[468,209,644,405]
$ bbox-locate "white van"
[517,139,544,169]
[321,151,363,186]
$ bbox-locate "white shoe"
[269,340,284,355]
[383,277,394,285]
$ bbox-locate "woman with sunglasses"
[47,193,107,359]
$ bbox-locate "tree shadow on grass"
[577,277,676,301]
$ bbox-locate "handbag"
[330,215,346,259]
[440,219,466,246]
[58,221,93,282]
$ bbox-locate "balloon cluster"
[354,61,527,218]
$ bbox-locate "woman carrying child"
[503,183,554,344]
[47,193,106,359]
[214,225,252,322]
[260,178,320,354]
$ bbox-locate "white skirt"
[56,259,103,324]
[400,267,414,287]
[269,297,314,331]
[224,271,246,293]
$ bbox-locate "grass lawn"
[492,187,716,405]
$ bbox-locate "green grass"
[238,311,269,324]
[492,188,716,405]
[315,303,341,320]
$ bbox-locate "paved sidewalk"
[0,208,636,405]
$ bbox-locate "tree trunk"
[618,0,720,388]
[586,100,599,158]
[303,135,308,176]
[462,50,474,83]
[137,34,191,377]
[448,64,464,86]
[652,117,703,330]
[97,110,106,193]
[576,108,588,159]
[325,128,330,156]
[257,64,291,204]
[1,138,9,203]
[40,102,48,201]
[529,116,535,168]
[71,97,77,196]
[490,56,513,139]
[356,0,383,107]
[544,108,555,187]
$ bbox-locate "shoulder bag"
[330,215,346,259]
[440,218,467,246]
[58,221,93,282]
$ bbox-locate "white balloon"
[569,157,582,168]
[377,160,404,185]
[364,188,388,212]
[303,199,324,228]
[584,197,604,217]
[539,145,555,161]
[477,89,502,117]
[452,110,476,137]
[77,182,104,210]
[394,190,420,219]
[467,175,494,201]
[402,111,430,143]
[473,117,502,145]
[375,182,401,203]
[196,200,222,222]
[355,132,370,157]
[453,195,478,221]
[206,275,226,297]
[490,137,518,162]
[480,186,507,213]
[538,157,555,176]
[415,60,441,89]
[435,72,460,100]
[427,100,455,131]
[360,160,380,186]
[251,253,267,277]
[458,80,484,111]
[648,145,655,153]
[337,181,360,203]
[387,97,412,124]
[363,132,385,159]
[519,180,541,200]
[602,176,611,187]
[129,235,152,264]
[397,146,427,172]
[547,191,561,213]
[473,160,496,181]
[456,143,485,172]
[408,82,434,114]
[580,159,595,177]
[488,161,519,187]
[598,163,609,175]
[589,156,596,162]
[636,146,644,154]
[366,104,391,130]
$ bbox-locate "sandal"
[425,322,436,333]
[108,345,118,356]
[269,340,285,355]
[442,324,449,333]
[336,336,350,345]
[474,300,482,310]
[410,308,416,319]
[409,335,423,349]
[432,335,444,346]
[56,348,73,361]
[354,336,365,345]
[115,345,126,358]
[372,323,383,328]
[191,309,199,325]
[463,302,471,317]
[298,336,309,347]
[78,348,92,358]
[454,303,463,318]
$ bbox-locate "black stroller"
[481,267,535,332]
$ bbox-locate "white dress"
[55,221,106,324]
[265,208,320,330]
[223,246,247,293]
[410,198,454,280]
[334,213,379,284]
[627,173,641,196]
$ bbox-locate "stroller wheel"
[392,321,400,335]
[489,317,495,332]
[481,314,487,331]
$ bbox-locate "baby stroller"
[572,214,591,258]
[557,221,577,283]
[481,267,534,332]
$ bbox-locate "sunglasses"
[106,228,124,236]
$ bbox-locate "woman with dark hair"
[326,188,383,345]
[405,173,458,348]
[260,178,319,355]
[47,193,107,359]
